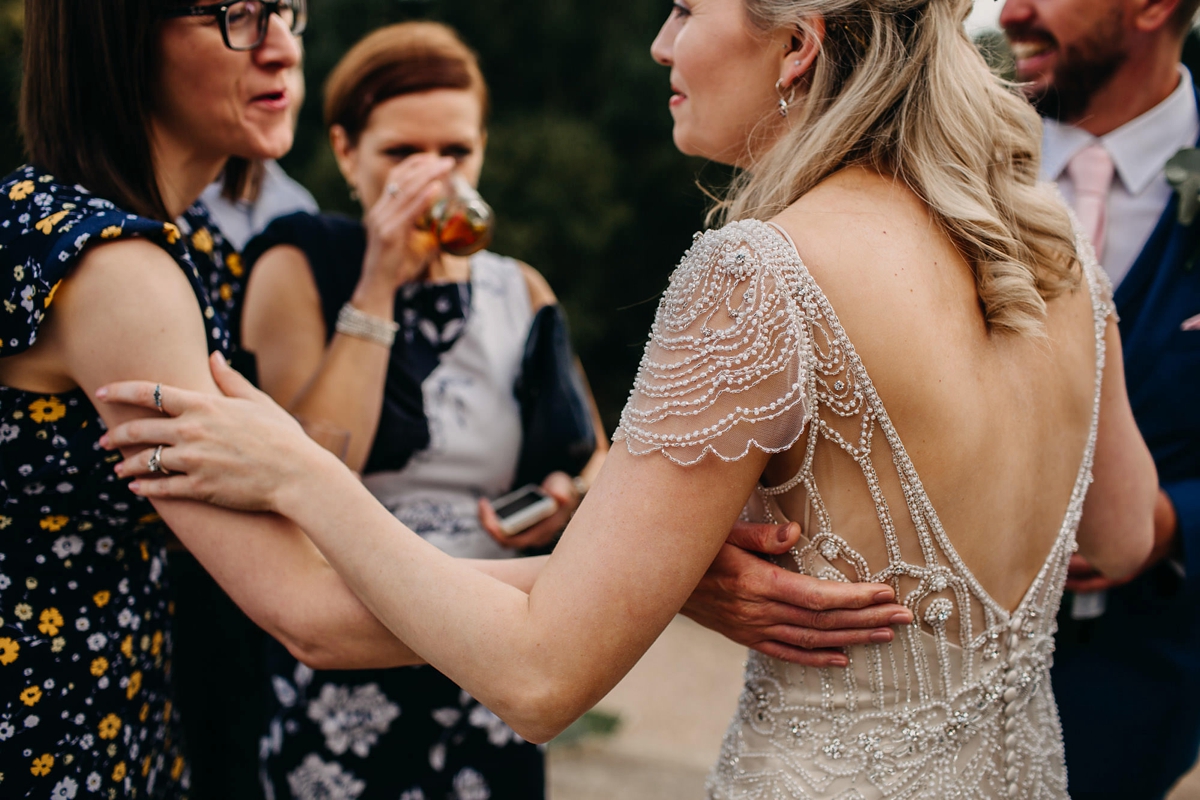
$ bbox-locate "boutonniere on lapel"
[1166,148,1200,271]
[1166,148,1200,225]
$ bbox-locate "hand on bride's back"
[97,352,334,513]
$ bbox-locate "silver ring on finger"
[147,445,171,476]
[153,383,164,414]
[385,183,400,197]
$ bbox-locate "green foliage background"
[0,0,726,429]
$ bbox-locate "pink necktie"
[1067,144,1115,260]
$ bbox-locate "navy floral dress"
[0,165,244,798]
[244,213,548,800]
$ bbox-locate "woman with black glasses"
[0,2,402,797]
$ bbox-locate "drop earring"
[348,185,360,203]
[775,79,796,118]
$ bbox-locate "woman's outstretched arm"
[102,361,768,743]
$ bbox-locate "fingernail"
[870,630,893,643]
[832,656,849,667]
[113,464,123,476]
[99,434,110,448]
[873,590,894,603]
[128,481,140,492]
[890,612,912,625]
[95,387,108,399]
[776,525,790,543]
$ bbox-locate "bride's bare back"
[768,168,1099,612]
[683,169,1146,798]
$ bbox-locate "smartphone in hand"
[492,484,558,535]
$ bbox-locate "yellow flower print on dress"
[90,656,109,676]
[191,228,214,254]
[94,590,111,608]
[98,713,122,740]
[0,515,11,529]
[151,630,163,656]
[162,223,181,245]
[100,225,123,239]
[35,209,70,235]
[30,753,54,777]
[111,761,126,781]
[38,607,64,636]
[219,283,233,302]
[14,603,33,621]
[28,397,67,424]
[39,515,69,532]
[19,685,42,706]
[121,634,134,660]
[126,670,143,699]
[8,180,34,201]
[226,251,244,277]
[171,755,185,781]
[44,280,61,308]
[0,636,19,665]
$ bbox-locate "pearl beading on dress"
[614,219,1114,799]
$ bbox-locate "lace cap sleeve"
[614,220,810,465]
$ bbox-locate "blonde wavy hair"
[721,0,1081,336]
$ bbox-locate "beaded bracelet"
[335,303,400,348]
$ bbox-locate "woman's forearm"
[273,445,761,743]
[287,328,392,472]
[245,247,396,472]
[154,497,426,669]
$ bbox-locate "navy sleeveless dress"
[0,165,244,799]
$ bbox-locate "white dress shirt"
[200,160,319,252]
[1041,66,1200,288]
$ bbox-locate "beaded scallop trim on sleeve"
[613,220,810,466]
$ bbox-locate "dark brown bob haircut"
[324,22,490,144]
[19,0,251,221]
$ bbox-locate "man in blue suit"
[997,0,1200,796]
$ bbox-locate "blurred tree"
[0,0,21,172]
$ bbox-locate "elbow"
[282,635,348,672]
[491,675,595,745]
[1092,515,1154,581]
[1085,473,1159,581]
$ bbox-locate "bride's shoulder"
[667,219,806,297]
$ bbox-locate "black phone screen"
[494,489,547,519]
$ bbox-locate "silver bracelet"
[335,303,399,348]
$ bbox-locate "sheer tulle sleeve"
[613,220,810,466]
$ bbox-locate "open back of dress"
[614,219,1113,800]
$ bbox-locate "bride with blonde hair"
[100,0,1157,795]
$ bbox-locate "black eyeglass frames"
[162,0,307,52]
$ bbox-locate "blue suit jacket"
[1051,103,1200,797]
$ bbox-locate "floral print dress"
[0,165,244,799]
[245,213,546,800]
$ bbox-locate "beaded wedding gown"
[614,219,1111,799]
